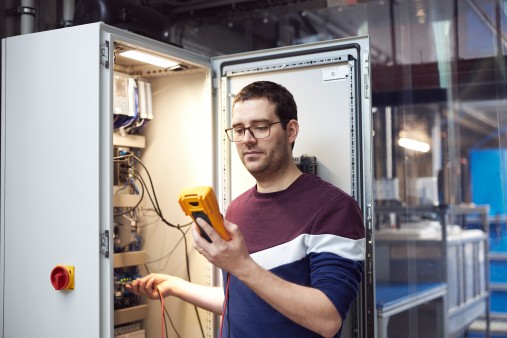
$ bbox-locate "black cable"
[113,174,145,217]
[135,170,191,231]
[120,154,192,230]
[131,168,161,217]
[175,225,206,338]
[129,154,166,221]
[163,306,173,338]
[114,154,192,234]
[164,307,170,338]
[129,166,190,230]
[143,223,205,338]
[114,156,161,221]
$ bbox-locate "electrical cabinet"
[1,22,372,338]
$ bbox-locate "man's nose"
[242,129,257,143]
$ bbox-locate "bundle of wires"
[113,151,206,338]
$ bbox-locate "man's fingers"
[126,279,142,295]
[138,277,154,295]
[193,219,212,244]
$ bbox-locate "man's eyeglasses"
[225,120,287,142]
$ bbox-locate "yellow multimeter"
[178,186,230,243]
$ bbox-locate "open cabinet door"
[1,24,113,337]
[213,36,374,338]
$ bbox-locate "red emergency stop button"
[50,265,75,290]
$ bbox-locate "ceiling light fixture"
[119,50,179,69]
[398,137,430,153]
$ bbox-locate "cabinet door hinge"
[101,40,110,69]
[100,230,110,258]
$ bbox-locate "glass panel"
[370,1,504,337]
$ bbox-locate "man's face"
[231,98,292,180]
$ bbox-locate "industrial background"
[1,1,507,338]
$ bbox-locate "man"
[128,81,365,338]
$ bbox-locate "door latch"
[100,40,109,69]
[100,230,109,258]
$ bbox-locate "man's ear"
[287,119,299,142]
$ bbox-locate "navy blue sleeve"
[309,252,364,320]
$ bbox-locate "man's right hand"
[126,273,175,300]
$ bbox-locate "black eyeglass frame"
[224,120,289,142]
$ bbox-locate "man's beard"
[242,145,291,181]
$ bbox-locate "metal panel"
[213,36,372,203]
[222,61,356,198]
[1,23,112,337]
[212,36,374,338]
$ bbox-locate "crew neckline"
[252,173,307,198]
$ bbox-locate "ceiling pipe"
[61,0,75,27]
[20,0,36,34]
